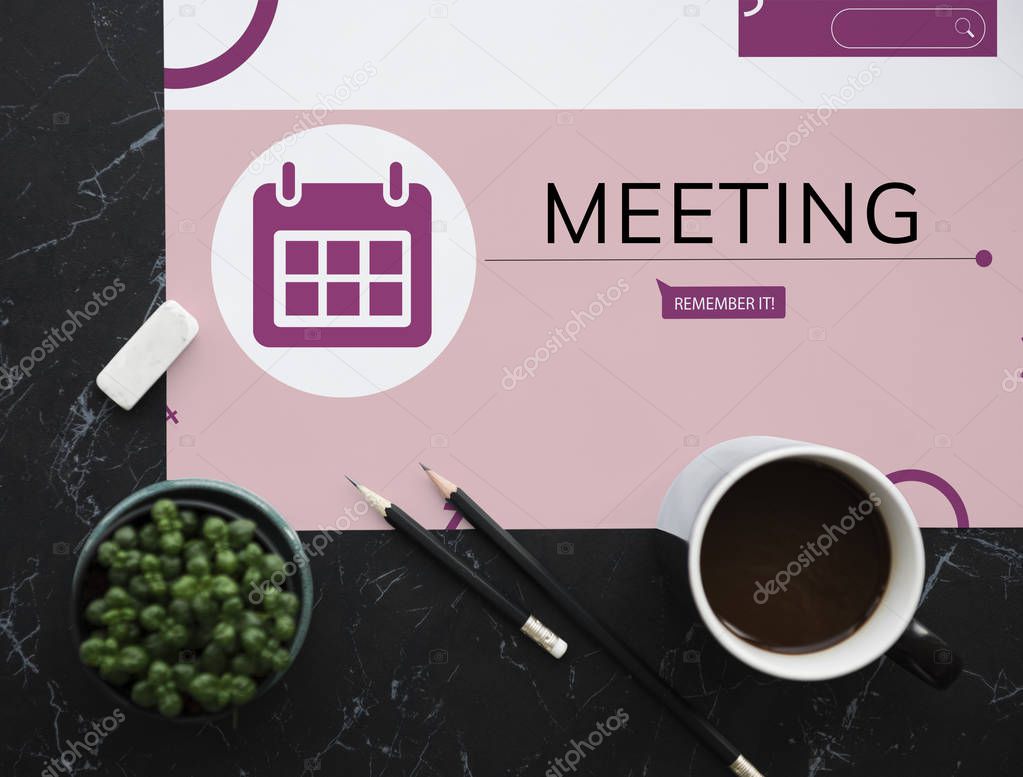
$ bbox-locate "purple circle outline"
[164,0,278,89]
[887,468,970,528]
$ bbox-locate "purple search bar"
[740,1,996,57]
[832,8,986,50]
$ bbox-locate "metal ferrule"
[729,755,765,777]
[520,615,560,655]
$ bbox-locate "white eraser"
[97,300,198,410]
[552,638,568,659]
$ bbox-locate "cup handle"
[885,619,962,689]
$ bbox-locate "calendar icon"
[252,161,432,347]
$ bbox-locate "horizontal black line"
[485,257,974,262]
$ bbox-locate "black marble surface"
[1,4,1022,776]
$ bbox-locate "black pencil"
[421,465,764,777]
[346,477,567,659]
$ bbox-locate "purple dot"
[975,250,993,267]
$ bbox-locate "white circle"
[211,124,476,397]
[163,0,259,70]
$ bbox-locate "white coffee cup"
[657,436,960,686]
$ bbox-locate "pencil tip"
[348,480,391,517]
[422,465,457,499]
[419,462,430,471]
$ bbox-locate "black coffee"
[699,459,891,654]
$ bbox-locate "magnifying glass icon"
[955,17,976,39]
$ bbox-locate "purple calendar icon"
[252,161,432,347]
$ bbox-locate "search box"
[832,7,986,50]
[739,0,996,57]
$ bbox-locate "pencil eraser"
[97,300,198,411]
[552,638,568,659]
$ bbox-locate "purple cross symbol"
[166,406,179,424]
[443,502,464,530]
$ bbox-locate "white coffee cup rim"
[686,443,925,681]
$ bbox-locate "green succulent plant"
[79,499,298,717]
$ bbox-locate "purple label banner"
[657,281,785,319]
[740,0,996,57]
